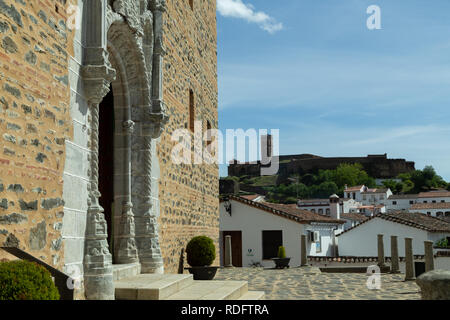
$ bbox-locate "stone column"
[301,235,307,267]
[84,103,114,300]
[404,237,415,281]
[390,235,400,274]
[116,120,139,264]
[82,0,116,300]
[424,241,434,272]
[377,234,385,267]
[224,235,233,268]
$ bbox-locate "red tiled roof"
[337,211,450,236]
[341,213,369,222]
[240,194,261,201]
[418,191,450,198]
[411,202,450,210]
[226,196,345,225]
[345,186,364,192]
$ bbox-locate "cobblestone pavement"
[215,267,421,300]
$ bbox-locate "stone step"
[165,280,248,300]
[238,291,266,300]
[113,263,141,281]
[115,274,194,300]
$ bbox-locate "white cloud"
[217,0,283,34]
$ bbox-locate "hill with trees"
[226,163,450,204]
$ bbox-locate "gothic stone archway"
[81,0,168,300]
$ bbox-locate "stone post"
[301,235,307,267]
[404,237,415,281]
[390,235,400,274]
[377,234,385,267]
[224,235,233,268]
[424,241,434,272]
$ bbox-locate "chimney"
[329,194,340,220]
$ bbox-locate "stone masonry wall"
[158,0,219,273]
[0,0,76,269]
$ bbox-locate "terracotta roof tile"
[337,211,450,236]
[226,196,345,225]
[411,202,450,210]
[418,191,450,198]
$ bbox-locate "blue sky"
[216,0,450,180]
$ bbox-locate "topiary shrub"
[278,246,286,259]
[0,260,60,300]
[186,236,216,267]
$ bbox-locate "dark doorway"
[222,231,242,267]
[415,261,425,278]
[98,87,115,253]
[262,230,283,260]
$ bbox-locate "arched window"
[311,209,315,213]
[436,212,443,217]
[326,208,330,215]
[318,209,323,215]
[445,212,450,217]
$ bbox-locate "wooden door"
[222,231,242,267]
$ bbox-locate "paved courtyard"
[215,267,421,300]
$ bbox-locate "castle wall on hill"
[228,154,415,180]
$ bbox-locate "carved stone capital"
[122,120,135,134]
[82,55,116,104]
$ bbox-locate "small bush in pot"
[185,236,218,280]
[0,260,60,300]
[278,246,287,259]
[272,246,291,269]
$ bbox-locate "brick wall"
[158,0,219,273]
[0,0,76,269]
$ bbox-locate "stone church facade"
[0,0,219,300]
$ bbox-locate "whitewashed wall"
[220,201,338,268]
[337,218,438,256]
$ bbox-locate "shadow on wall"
[178,248,185,274]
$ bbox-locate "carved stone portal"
[82,0,169,300]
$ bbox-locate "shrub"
[435,238,449,248]
[278,246,286,259]
[186,236,216,267]
[0,260,60,300]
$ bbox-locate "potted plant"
[185,236,218,280]
[272,246,291,269]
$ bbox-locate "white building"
[410,203,450,218]
[219,196,345,268]
[297,198,360,215]
[360,188,392,206]
[417,191,450,204]
[344,185,392,206]
[386,194,418,211]
[340,212,369,231]
[337,211,450,257]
